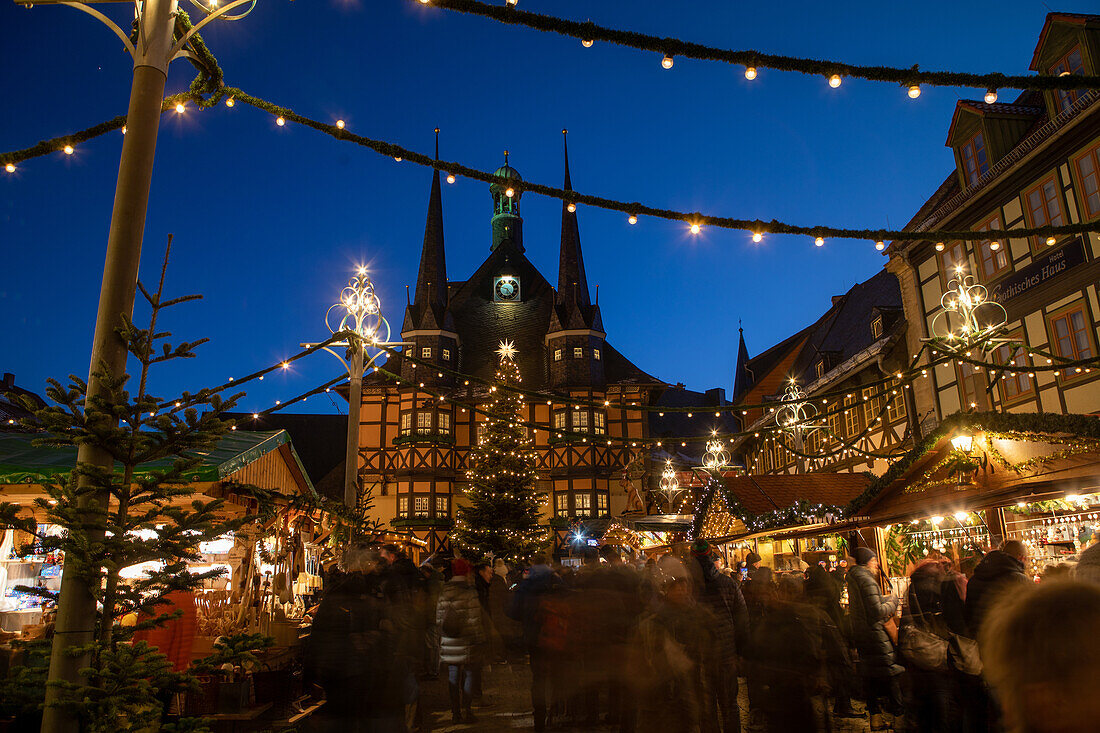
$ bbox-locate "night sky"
[0,1,1071,415]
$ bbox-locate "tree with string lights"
[450,340,548,563]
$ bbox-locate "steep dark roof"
[1030,12,1100,70]
[734,324,815,401]
[718,473,869,516]
[649,385,739,462]
[786,269,903,386]
[403,165,452,333]
[552,132,602,333]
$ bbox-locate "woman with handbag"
[902,559,957,732]
[846,547,905,731]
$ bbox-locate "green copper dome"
[490,164,522,194]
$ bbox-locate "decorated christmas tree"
[450,340,548,563]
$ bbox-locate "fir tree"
[450,341,548,563]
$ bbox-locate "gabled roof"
[1030,12,1100,70]
[712,472,869,516]
[0,430,312,491]
[222,413,346,490]
[945,97,1044,147]
[734,325,815,402]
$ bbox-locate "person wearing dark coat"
[741,562,775,725]
[805,565,859,718]
[903,559,956,732]
[964,541,1030,639]
[846,547,903,730]
[305,544,407,732]
[436,558,485,724]
[507,553,564,732]
[692,540,748,733]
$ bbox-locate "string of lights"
[419,0,1100,93]
[5,84,1099,245]
[236,374,349,425]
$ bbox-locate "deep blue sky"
[0,1,1070,414]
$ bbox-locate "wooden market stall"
[0,429,333,725]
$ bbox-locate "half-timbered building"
[355,143,667,553]
[887,12,1100,428]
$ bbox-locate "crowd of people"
[302,538,1100,733]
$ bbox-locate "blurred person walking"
[691,539,747,733]
[436,558,485,724]
[847,547,903,730]
[507,553,564,732]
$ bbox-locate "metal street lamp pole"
[303,268,409,507]
[12,2,256,730]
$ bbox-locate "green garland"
[5,82,1098,244]
[427,0,1100,92]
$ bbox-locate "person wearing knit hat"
[437,557,484,724]
[855,547,877,566]
[690,538,713,559]
[745,551,762,568]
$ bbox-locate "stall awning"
[0,430,314,494]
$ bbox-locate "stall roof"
[0,430,313,492]
[850,411,1100,524]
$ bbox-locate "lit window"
[417,412,432,433]
[870,316,883,339]
[1073,141,1100,220]
[442,348,451,361]
[553,411,566,430]
[844,394,862,438]
[400,412,412,436]
[593,411,606,435]
[994,337,1033,402]
[960,132,989,187]
[438,412,451,432]
[975,214,1010,279]
[435,495,449,517]
[574,347,584,359]
[593,349,601,361]
[887,380,907,422]
[413,496,429,517]
[398,496,409,517]
[862,387,884,426]
[554,349,562,362]
[555,493,568,516]
[1050,46,1085,112]
[597,492,609,515]
[1025,175,1066,250]
[957,362,990,410]
[421,347,432,359]
[576,493,592,517]
[1049,305,1094,364]
[573,410,589,433]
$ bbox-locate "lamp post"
[303,268,409,508]
[13,2,255,730]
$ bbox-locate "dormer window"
[421,347,432,359]
[441,348,451,361]
[960,132,989,187]
[815,361,825,379]
[553,349,562,362]
[1050,45,1085,112]
[593,348,601,361]
[573,347,584,359]
[870,316,883,339]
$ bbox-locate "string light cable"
[4,84,1098,246]
[418,0,1100,93]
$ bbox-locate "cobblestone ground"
[418,662,889,732]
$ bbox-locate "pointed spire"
[557,129,591,314]
[733,326,753,400]
[405,130,448,332]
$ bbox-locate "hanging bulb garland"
[661,54,674,69]
[744,66,757,80]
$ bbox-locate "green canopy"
[0,430,313,492]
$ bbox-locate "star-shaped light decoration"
[496,339,517,362]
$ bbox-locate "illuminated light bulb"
[394,156,402,162]
[506,0,516,5]
[744,66,757,80]
[984,89,998,104]
[276,116,286,126]
[935,242,945,251]
[907,84,921,99]
[661,54,674,69]
[875,241,885,251]
[989,240,1000,251]
[63,145,74,155]
[581,38,593,48]
[447,174,456,184]
[336,119,345,129]
[175,103,185,114]
[275,400,281,405]
[419,0,429,4]
[828,74,842,88]
[689,223,701,235]
[752,232,763,243]
[505,187,515,198]
[4,163,14,173]
[281,362,289,370]
[628,215,638,225]
[121,126,126,134]
[567,203,576,213]
[225,97,235,107]
[815,236,824,247]
[1046,236,1056,246]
